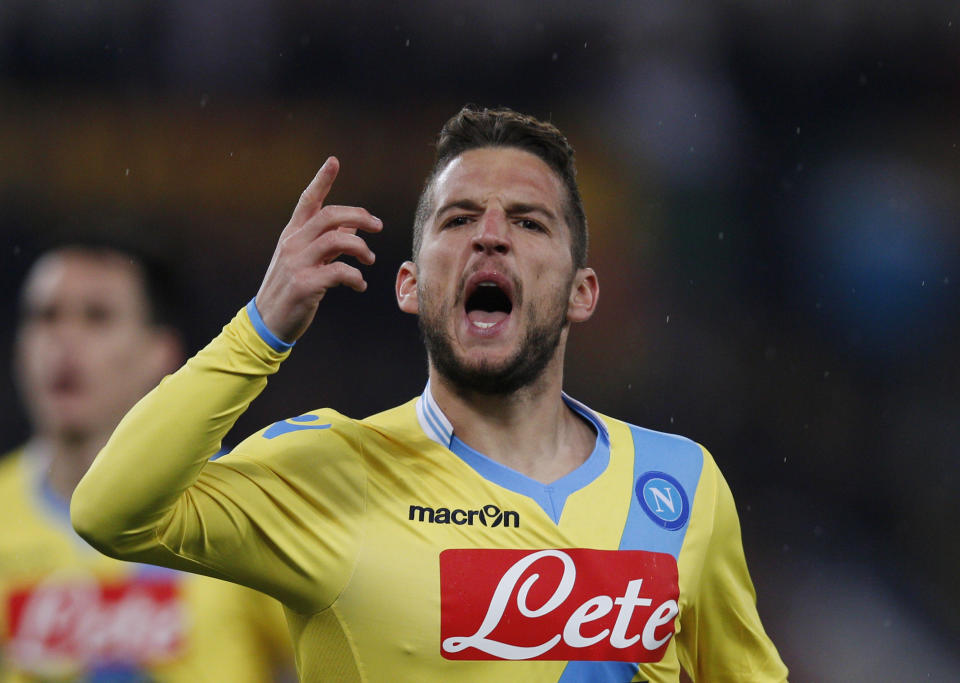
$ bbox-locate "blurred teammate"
[72,108,788,681]
[1,244,294,682]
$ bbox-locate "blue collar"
[415,382,611,523]
[415,381,610,448]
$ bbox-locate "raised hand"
[255,157,383,343]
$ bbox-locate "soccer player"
[72,107,789,681]
[2,244,294,681]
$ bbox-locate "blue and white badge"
[636,471,690,531]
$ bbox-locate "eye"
[83,303,115,326]
[517,218,545,232]
[23,304,58,325]
[442,215,473,229]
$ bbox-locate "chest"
[325,468,684,674]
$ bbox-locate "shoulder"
[358,398,429,445]
[0,447,28,492]
[597,413,726,517]
[599,412,708,472]
[203,409,371,507]
[207,409,365,480]
[255,408,357,442]
[247,397,421,444]
[361,397,419,426]
[216,399,422,470]
[0,447,25,472]
[230,408,363,458]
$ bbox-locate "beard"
[418,283,570,396]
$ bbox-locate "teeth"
[473,321,495,329]
[478,282,497,287]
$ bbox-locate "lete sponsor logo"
[6,575,185,670]
[440,548,679,661]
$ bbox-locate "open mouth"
[465,281,513,330]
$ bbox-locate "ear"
[396,261,420,315]
[567,267,599,323]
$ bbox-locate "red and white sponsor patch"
[6,576,185,670]
[440,548,679,661]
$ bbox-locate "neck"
[32,430,108,502]
[429,358,595,484]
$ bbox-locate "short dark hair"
[19,239,183,331]
[412,105,588,268]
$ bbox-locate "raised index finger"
[286,156,340,234]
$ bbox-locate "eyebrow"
[434,199,558,221]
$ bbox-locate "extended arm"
[71,158,382,608]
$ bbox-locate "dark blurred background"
[1,2,958,680]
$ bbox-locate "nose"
[471,210,511,255]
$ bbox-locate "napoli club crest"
[636,472,690,531]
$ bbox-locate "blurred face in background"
[15,250,179,444]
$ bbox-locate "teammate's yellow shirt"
[0,446,292,683]
[72,306,788,682]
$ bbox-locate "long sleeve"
[71,307,367,613]
[675,451,789,681]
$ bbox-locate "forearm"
[71,305,289,559]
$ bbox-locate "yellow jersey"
[72,306,787,682]
[1,444,293,682]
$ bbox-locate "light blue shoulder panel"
[618,425,704,560]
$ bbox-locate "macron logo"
[409,504,520,528]
[263,415,331,439]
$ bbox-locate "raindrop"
[124,168,130,176]
[666,315,670,323]
[795,126,800,135]
[551,52,558,61]
[405,39,410,47]
[718,232,724,241]
[200,94,209,108]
